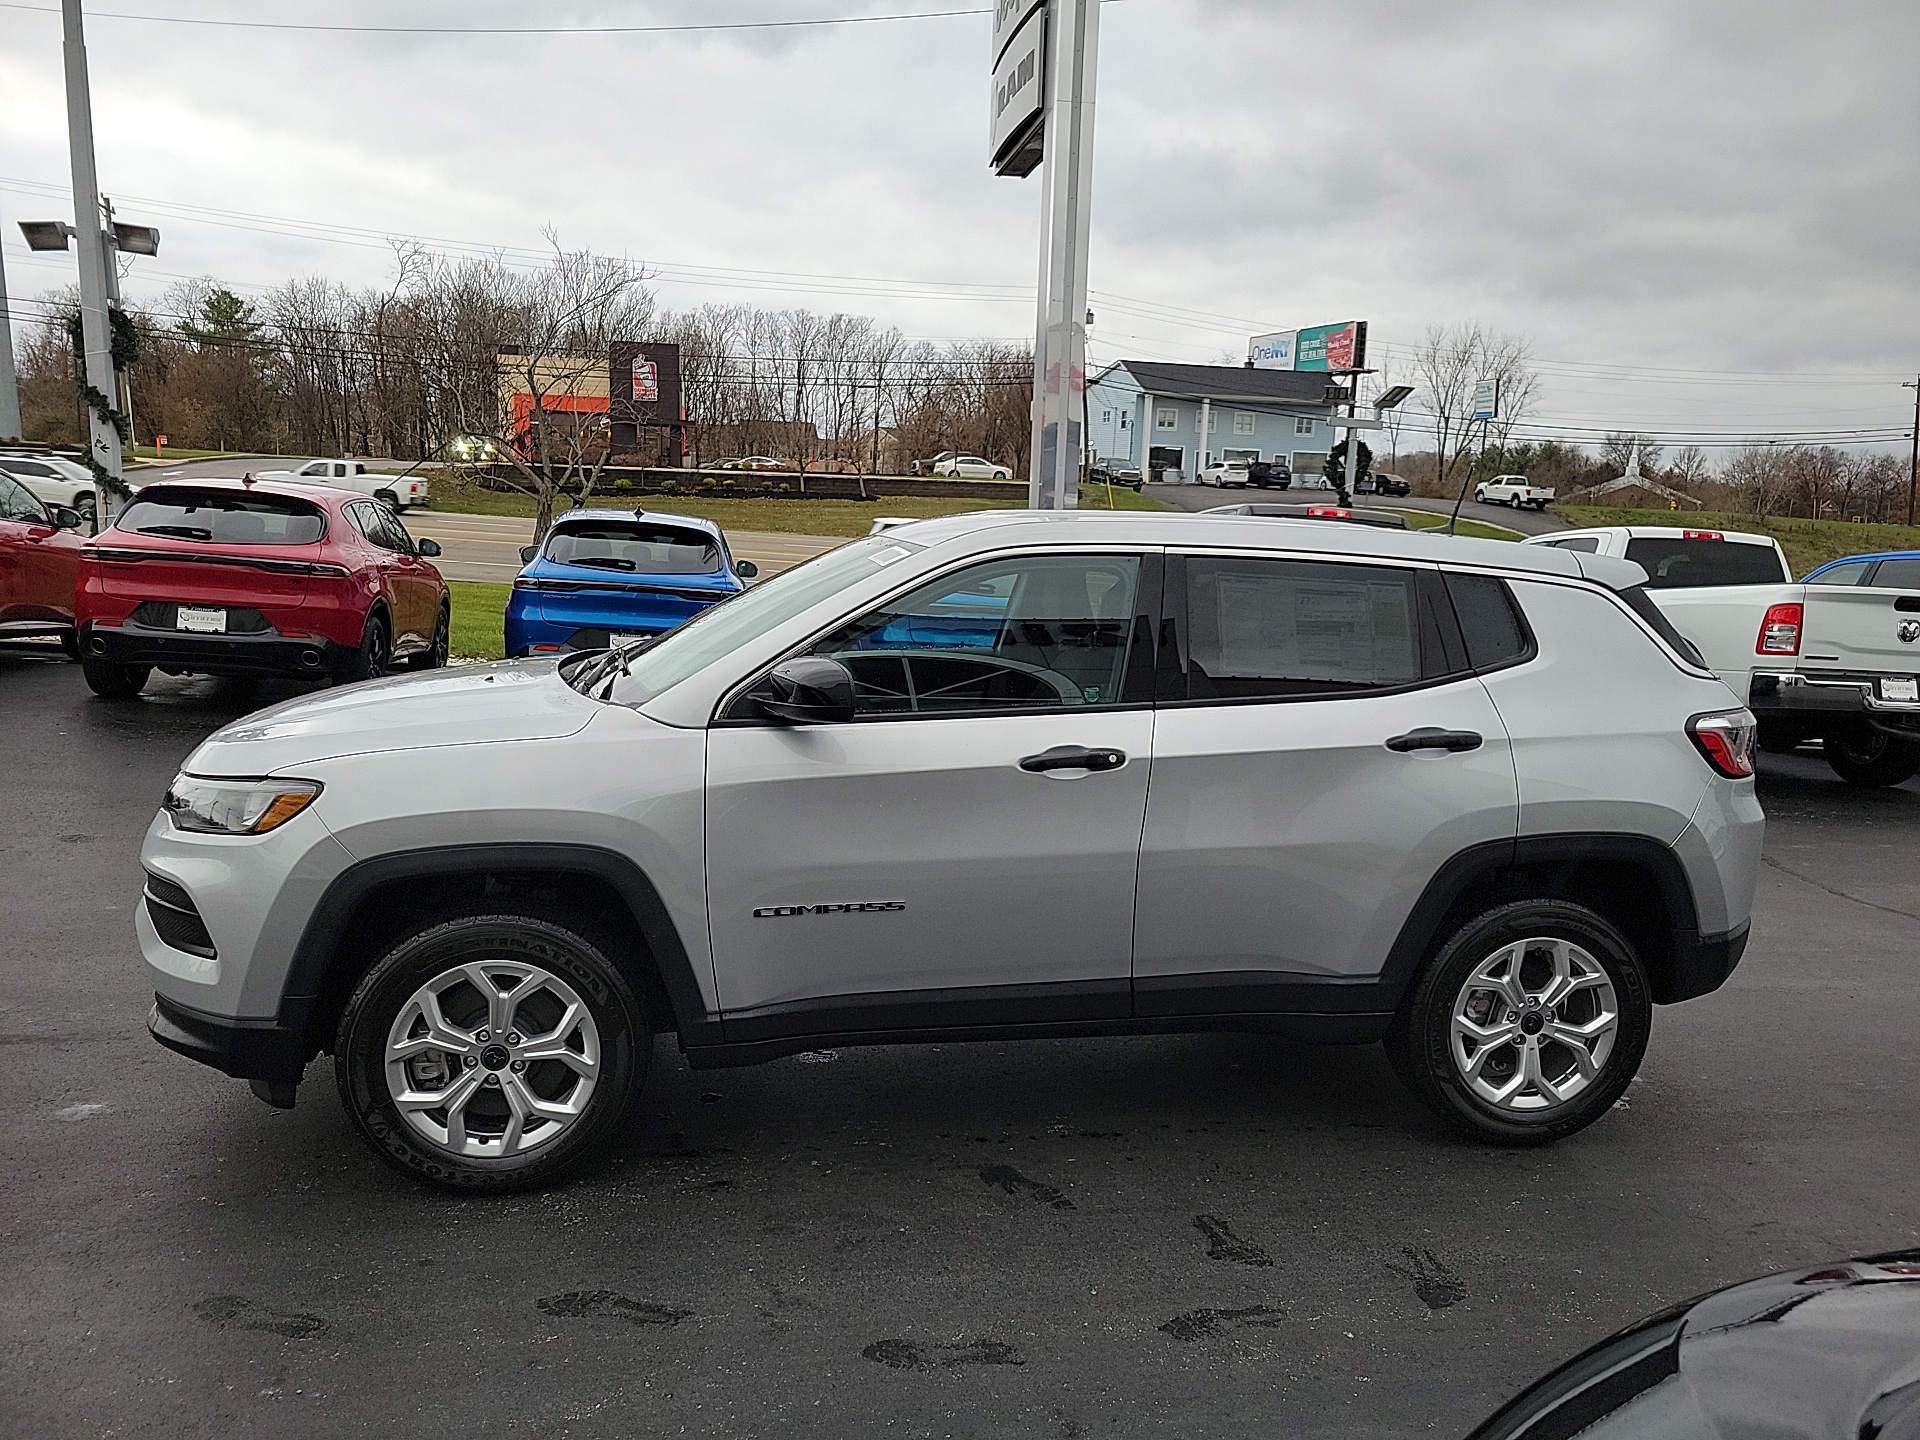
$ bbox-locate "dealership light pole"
[993,0,1100,510]
[1904,376,1918,527]
[61,0,123,519]
[0,202,19,442]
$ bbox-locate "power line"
[0,2,991,38]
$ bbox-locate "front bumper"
[86,620,351,679]
[1749,670,1920,738]
[149,991,312,1085]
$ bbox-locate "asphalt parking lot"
[4,655,1917,1440]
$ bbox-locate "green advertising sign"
[1293,320,1368,372]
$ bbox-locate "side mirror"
[416,538,442,557]
[50,506,83,530]
[519,545,537,563]
[758,656,855,725]
[735,559,759,579]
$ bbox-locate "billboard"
[991,2,1046,176]
[1248,321,1367,372]
[1248,330,1297,369]
[608,341,684,456]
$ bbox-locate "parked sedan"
[1360,472,1411,496]
[504,508,757,657]
[0,470,86,652]
[75,478,448,698]
[712,456,789,472]
[909,451,957,476]
[931,454,1014,480]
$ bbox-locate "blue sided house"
[1086,360,1345,484]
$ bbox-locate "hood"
[181,659,600,776]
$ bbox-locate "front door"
[1133,553,1519,1010]
[705,550,1159,1031]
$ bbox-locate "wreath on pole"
[66,306,141,502]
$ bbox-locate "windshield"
[585,535,919,703]
[1624,537,1787,588]
[544,522,721,574]
[116,489,327,545]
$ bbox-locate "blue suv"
[504,508,757,657]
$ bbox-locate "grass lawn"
[449,581,509,660]
[1555,506,1920,577]
[130,445,252,461]
[431,471,1171,537]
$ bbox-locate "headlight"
[164,776,323,835]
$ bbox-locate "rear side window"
[1548,536,1599,553]
[1623,537,1786,588]
[1868,558,1920,590]
[117,489,326,545]
[1615,585,1708,667]
[0,473,45,521]
[1181,557,1422,699]
[544,523,721,574]
[1443,572,1533,670]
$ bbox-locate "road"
[4,659,1917,1440]
[127,457,843,580]
[1145,481,1570,536]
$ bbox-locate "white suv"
[139,511,1764,1191]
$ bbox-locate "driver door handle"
[1385,728,1483,753]
[1019,745,1127,774]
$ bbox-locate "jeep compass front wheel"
[1387,901,1651,1145]
[335,912,648,1191]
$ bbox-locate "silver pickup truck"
[1528,526,1920,786]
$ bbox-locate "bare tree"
[1411,323,1539,499]
[1666,444,1711,491]
[1600,432,1664,474]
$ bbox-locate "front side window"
[297,462,328,477]
[0,473,45,522]
[807,553,1143,716]
[544,523,721,574]
[1808,561,1869,585]
[1179,556,1422,699]
[117,489,326,545]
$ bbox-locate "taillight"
[1307,506,1351,518]
[1682,529,1723,540]
[512,578,542,591]
[1756,601,1802,655]
[1689,711,1757,779]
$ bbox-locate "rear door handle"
[1019,745,1127,774]
[1385,728,1483,753]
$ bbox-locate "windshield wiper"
[136,524,213,539]
[568,634,661,699]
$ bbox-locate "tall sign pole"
[0,199,20,442]
[62,0,124,521]
[1904,377,1918,528]
[993,0,1099,510]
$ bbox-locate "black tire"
[1824,730,1920,788]
[407,602,451,670]
[343,610,391,684]
[1386,900,1652,1146]
[59,629,80,661]
[373,488,401,513]
[334,911,649,1193]
[81,651,150,698]
[77,492,97,525]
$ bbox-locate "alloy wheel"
[1449,937,1619,1111]
[383,959,602,1159]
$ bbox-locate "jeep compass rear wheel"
[335,912,648,1192]
[1388,901,1650,1145]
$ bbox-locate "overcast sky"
[2,0,1916,452]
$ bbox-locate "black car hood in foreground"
[1469,1251,1920,1439]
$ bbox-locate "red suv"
[75,478,450,698]
[0,468,85,653]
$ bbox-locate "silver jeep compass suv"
[140,511,1764,1191]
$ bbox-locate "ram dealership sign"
[991,0,1047,177]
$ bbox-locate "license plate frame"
[176,606,227,634]
[1881,676,1918,703]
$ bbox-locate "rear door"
[1133,552,1518,1010]
[350,502,436,647]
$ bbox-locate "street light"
[1374,384,1415,411]
[18,220,76,251]
[110,221,160,256]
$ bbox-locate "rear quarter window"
[1624,537,1787,588]
[1442,572,1534,670]
[117,489,327,545]
[1868,558,1920,590]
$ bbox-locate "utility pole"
[0,199,19,442]
[62,0,123,529]
[1904,377,1918,528]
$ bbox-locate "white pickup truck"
[1527,526,1920,787]
[255,459,429,510]
[1476,474,1555,510]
